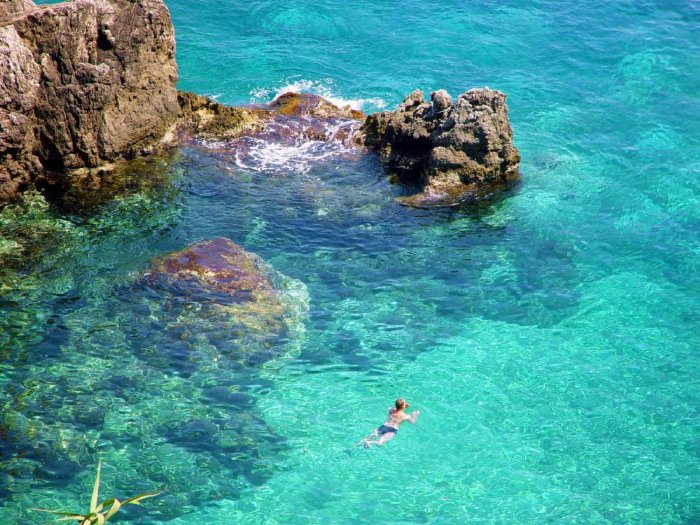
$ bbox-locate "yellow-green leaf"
[90,460,102,513]
[95,498,114,513]
[122,490,163,506]
[104,498,121,520]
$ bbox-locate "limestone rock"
[0,0,179,204]
[0,0,35,18]
[268,92,364,120]
[361,88,521,207]
[177,91,266,139]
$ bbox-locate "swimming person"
[359,398,420,448]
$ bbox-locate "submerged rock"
[142,237,308,365]
[0,0,179,204]
[361,88,521,207]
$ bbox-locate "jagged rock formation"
[0,0,179,203]
[361,88,521,207]
[1,0,33,16]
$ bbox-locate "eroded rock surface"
[0,0,179,203]
[361,88,521,207]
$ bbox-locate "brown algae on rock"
[177,91,268,138]
[142,237,308,365]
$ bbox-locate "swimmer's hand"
[409,410,420,423]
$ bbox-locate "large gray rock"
[361,88,521,207]
[0,0,179,204]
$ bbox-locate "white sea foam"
[197,80,369,174]
[199,118,360,175]
[236,139,340,174]
[250,78,386,112]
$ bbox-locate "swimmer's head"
[395,398,409,410]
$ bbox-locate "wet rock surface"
[181,91,363,143]
[177,91,267,139]
[0,0,179,204]
[268,92,364,121]
[179,91,365,174]
[361,88,521,207]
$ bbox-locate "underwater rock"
[35,149,181,215]
[0,0,179,204]
[361,88,521,207]
[142,237,308,366]
[146,237,285,310]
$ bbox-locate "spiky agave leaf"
[121,490,163,506]
[90,460,102,514]
[32,461,163,524]
[104,498,121,520]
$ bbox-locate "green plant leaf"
[56,517,86,522]
[90,460,102,513]
[122,490,163,506]
[95,513,105,525]
[104,498,121,520]
[95,498,113,513]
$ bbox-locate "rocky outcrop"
[0,0,179,204]
[177,91,364,142]
[361,88,521,207]
[268,92,364,121]
[177,91,266,139]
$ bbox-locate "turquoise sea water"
[3,1,700,524]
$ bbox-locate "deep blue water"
[3,0,700,523]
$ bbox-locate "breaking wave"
[250,78,386,113]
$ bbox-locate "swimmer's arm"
[406,410,420,423]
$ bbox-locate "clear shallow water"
[3,1,700,524]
